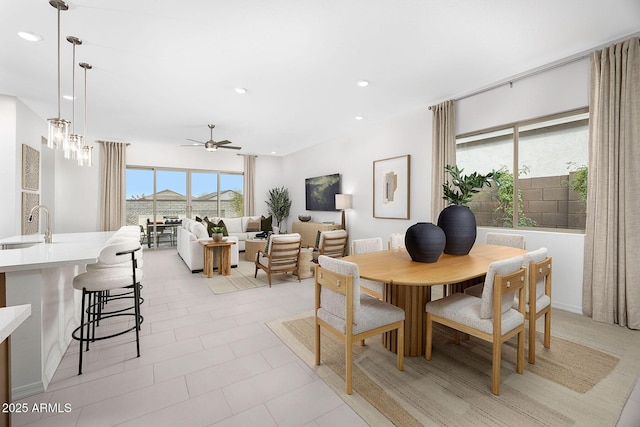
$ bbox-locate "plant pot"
[404,222,446,263]
[437,205,476,255]
[212,233,223,242]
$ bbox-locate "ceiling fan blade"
[215,140,232,145]
[180,144,203,147]
[186,138,205,144]
[217,145,242,150]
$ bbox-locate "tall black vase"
[404,222,446,263]
[437,205,476,255]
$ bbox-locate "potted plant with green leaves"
[211,226,224,242]
[265,186,292,232]
[438,164,493,255]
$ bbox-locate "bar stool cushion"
[73,268,143,292]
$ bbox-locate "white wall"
[0,95,18,239]
[0,96,49,239]
[278,107,431,238]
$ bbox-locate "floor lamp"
[335,194,353,231]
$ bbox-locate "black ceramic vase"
[404,222,446,263]
[437,205,477,255]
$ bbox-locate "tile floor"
[10,248,640,426]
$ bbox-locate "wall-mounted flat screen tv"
[305,173,341,211]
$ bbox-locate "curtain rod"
[428,53,589,109]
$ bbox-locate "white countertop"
[0,232,114,273]
[0,304,31,342]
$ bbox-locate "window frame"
[455,106,589,233]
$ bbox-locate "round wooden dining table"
[343,244,527,356]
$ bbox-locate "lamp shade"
[335,194,352,210]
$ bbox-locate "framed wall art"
[305,173,341,211]
[22,144,40,191]
[373,154,410,219]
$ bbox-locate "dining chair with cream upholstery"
[350,237,385,299]
[315,256,405,395]
[519,247,552,364]
[312,229,348,261]
[464,232,526,298]
[254,233,302,287]
[388,233,405,250]
[425,255,526,395]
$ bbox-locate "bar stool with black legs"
[72,240,143,375]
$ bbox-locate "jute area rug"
[267,309,640,427]
[205,259,301,294]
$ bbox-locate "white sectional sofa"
[177,218,240,273]
[197,216,278,252]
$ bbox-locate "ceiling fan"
[182,124,242,151]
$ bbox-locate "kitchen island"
[0,232,114,400]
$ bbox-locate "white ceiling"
[1,1,639,156]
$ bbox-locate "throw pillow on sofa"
[192,221,209,239]
[216,220,229,236]
[246,217,261,232]
[261,215,273,232]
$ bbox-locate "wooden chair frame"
[254,236,301,287]
[426,267,527,395]
[314,264,404,395]
[312,230,348,261]
[527,256,552,364]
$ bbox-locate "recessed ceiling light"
[271,151,276,154]
[18,31,43,42]
[235,87,247,94]
[355,115,364,120]
[63,95,75,101]
[356,80,369,87]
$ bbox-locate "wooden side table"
[298,248,313,279]
[200,240,236,277]
[245,238,267,262]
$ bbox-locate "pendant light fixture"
[65,35,82,160]
[47,0,70,150]
[78,62,93,167]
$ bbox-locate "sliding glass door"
[125,167,244,249]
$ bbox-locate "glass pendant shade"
[47,117,70,149]
[78,145,93,167]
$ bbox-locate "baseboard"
[552,302,583,315]
[12,381,44,400]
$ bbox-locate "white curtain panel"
[583,37,640,329]
[243,154,256,216]
[99,141,127,231]
[430,100,456,223]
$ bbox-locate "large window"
[125,167,244,248]
[456,108,588,231]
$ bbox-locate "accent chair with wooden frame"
[520,247,552,364]
[315,255,405,395]
[312,229,348,261]
[425,255,526,395]
[254,233,302,287]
